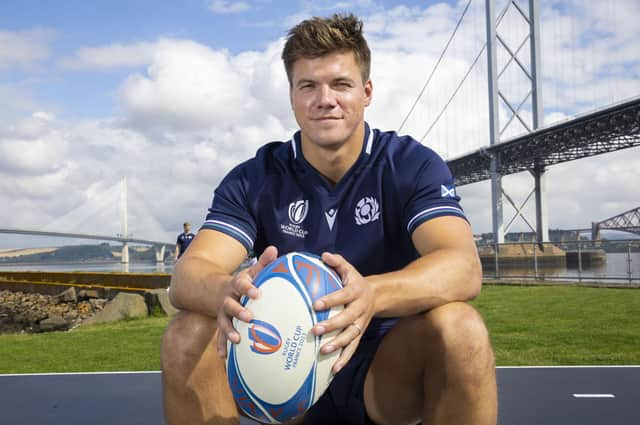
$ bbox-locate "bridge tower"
[121,176,129,264]
[486,0,548,244]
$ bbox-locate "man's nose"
[315,85,336,108]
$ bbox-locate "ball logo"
[355,196,380,225]
[288,200,309,225]
[248,320,283,355]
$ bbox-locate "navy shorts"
[303,335,386,425]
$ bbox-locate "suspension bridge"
[396,0,639,247]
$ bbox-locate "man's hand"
[216,246,278,358]
[312,252,375,374]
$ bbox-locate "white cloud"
[208,0,250,14]
[0,113,67,176]
[117,38,293,136]
[0,28,54,70]
[59,41,156,70]
[0,0,638,250]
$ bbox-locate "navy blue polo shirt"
[202,123,466,336]
[176,232,195,257]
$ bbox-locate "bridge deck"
[448,97,640,185]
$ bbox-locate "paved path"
[0,366,638,424]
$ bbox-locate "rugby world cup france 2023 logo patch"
[288,200,309,225]
[248,320,283,355]
[282,200,310,239]
[226,252,344,424]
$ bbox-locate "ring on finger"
[349,322,363,335]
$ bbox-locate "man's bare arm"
[369,215,482,317]
[168,229,248,317]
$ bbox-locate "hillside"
[0,244,170,263]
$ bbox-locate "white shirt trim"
[290,138,297,159]
[204,219,254,247]
[407,206,464,232]
[365,128,374,155]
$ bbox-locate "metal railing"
[476,239,640,285]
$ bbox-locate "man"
[162,13,497,425]
[175,222,195,260]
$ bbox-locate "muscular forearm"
[168,256,232,317]
[368,247,481,318]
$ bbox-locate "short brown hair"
[282,13,371,86]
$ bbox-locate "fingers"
[215,246,278,358]
[318,323,363,374]
[313,282,359,311]
[216,320,229,357]
[331,330,361,374]
[232,270,260,299]
[320,321,362,351]
[216,304,251,357]
[235,246,278,300]
[216,290,254,357]
[314,252,360,312]
[313,280,371,335]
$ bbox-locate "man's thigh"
[362,314,426,425]
[363,302,489,425]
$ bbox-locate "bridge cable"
[397,0,473,133]
[419,0,513,144]
[420,42,486,143]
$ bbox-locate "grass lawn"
[0,316,170,373]
[472,285,640,365]
[0,285,638,373]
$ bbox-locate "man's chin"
[303,126,348,144]
[308,134,347,149]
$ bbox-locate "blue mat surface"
[0,366,638,425]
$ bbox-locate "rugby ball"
[226,251,343,423]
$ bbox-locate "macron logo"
[324,209,337,230]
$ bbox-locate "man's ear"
[364,79,373,107]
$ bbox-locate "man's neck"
[300,123,365,186]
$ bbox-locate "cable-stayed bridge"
[1,178,174,263]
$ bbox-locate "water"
[485,252,640,283]
[0,261,174,274]
[0,253,637,282]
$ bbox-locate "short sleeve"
[201,164,257,253]
[404,149,467,235]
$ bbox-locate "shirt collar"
[289,122,374,160]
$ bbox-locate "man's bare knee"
[423,302,495,384]
[161,311,219,382]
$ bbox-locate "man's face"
[289,51,372,149]
[184,224,191,233]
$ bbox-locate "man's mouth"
[313,116,341,121]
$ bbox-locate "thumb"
[249,245,278,278]
[321,252,352,282]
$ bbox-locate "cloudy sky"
[0,0,638,249]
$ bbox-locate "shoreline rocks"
[0,289,137,334]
